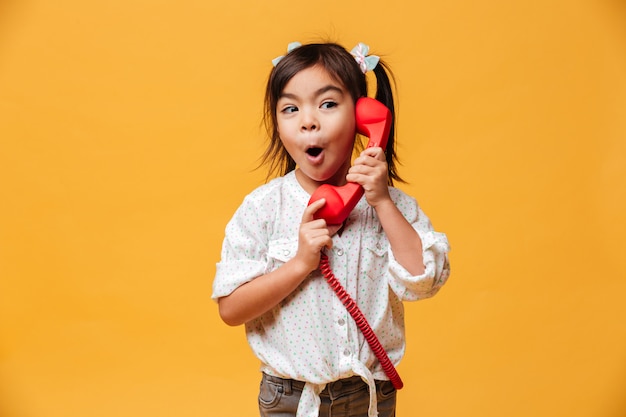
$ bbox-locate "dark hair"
[261,42,403,184]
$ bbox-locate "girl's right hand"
[294,198,341,274]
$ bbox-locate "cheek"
[341,123,357,149]
[276,118,292,137]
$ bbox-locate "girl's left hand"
[346,147,391,208]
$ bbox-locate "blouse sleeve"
[212,194,270,300]
[386,190,451,301]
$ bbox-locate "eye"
[280,105,298,114]
[321,101,338,109]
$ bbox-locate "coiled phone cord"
[319,252,404,390]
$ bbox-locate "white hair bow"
[351,42,379,73]
[271,42,302,67]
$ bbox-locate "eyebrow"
[279,85,345,100]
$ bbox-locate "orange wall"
[1,1,625,416]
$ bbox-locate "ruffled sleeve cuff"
[388,230,451,301]
[211,259,267,301]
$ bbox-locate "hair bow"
[351,42,379,73]
[271,42,302,67]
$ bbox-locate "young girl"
[212,41,450,417]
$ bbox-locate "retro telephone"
[307,97,403,390]
[308,97,392,225]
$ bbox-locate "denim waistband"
[262,373,385,398]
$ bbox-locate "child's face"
[276,65,356,193]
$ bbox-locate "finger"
[327,224,342,237]
[301,228,334,252]
[362,145,382,155]
[348,163,378,177]
[355,153,385,168]
[323,236,334,250]
[302,198,326,223]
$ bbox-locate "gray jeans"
[258,373,396,417]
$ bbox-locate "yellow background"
[1,0,625,416]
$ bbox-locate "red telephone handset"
[306,97,404,390]
[307,97,392,225]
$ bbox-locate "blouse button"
[338,318,345,326]
[343,348,351,357]
[283,249,290,256]
[336,249,344,256]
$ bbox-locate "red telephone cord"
[319,252,404,390]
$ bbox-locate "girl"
[212,41,450,417]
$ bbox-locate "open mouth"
[306,147,323,157]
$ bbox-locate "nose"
[300,108,318,131]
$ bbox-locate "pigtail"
[372,61,404,185]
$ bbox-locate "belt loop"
[283,378,292,395]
